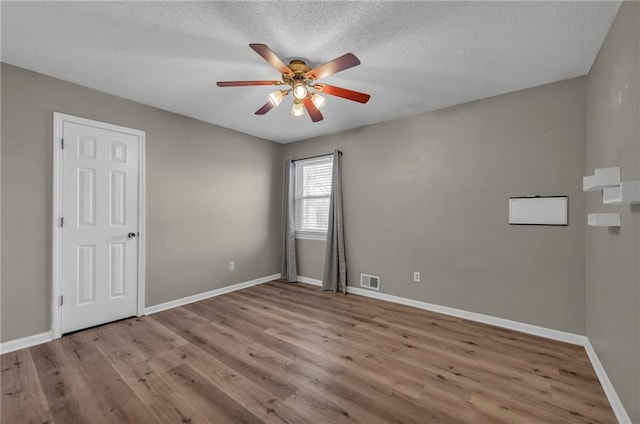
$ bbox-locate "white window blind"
[294,155,333,239]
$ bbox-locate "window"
[294,155,333,239]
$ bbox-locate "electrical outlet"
[413,272,420,282]
[229,261,235,272]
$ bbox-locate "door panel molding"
[52,112,146,339]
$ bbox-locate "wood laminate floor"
[2,281,616,423]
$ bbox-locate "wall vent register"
[360,273,380,291]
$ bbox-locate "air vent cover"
[360,273,380,291]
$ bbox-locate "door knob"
[128,232,137,239]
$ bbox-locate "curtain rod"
[292,151,342,162]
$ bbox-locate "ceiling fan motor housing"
[284,60,311,86]
[287,60,311,75]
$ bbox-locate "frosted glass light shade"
[291,101,304,116]
[311,93,326,109]
[267,90,284,107]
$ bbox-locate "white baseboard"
[296,276,322,286]
[583,340,632,424]
[346,286,588,345]
[295,277,583,343]
[297,276,629,423]
[144,273,281,315]
[0,331,53,355]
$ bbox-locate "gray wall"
[585,2,640,421]
[284,77,587,334]
[1,63,283,342]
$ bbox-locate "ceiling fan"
[217,43,371,122]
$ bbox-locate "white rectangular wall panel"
[509,196,568,225]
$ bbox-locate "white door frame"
[52,112,146,339]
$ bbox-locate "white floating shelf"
[602,181,640,205]
[583,167,620,191]
[587,213,620,227]
[582,175,596,191]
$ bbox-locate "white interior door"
[60,121,140,334]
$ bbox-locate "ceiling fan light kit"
[311,93,326,110]
[291,101,305,117]
[267,90,287,107]
[292,82,308,100]
[217,43,371,123]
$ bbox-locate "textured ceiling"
[1,1,620,143]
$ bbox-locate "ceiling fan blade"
[217,80,281,87]
[306,53,361,80]
[255,101,274,115]
[249,44,294,77]
[314,83,371,104]
[302,97,324,122]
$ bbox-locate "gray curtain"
[281,159,297,282]
[322,150,346,293]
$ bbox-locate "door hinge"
[61,138,64,149]
[59,295,64,306]
[60,217,64,228]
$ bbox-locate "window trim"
[293,154,333,241]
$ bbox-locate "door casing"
[52,112,146,339]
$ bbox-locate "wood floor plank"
[0,281,617,423]
[178,308,426,423]
[58,333,160,423]
[72,326,174,407]
[151,305,211,335]
[0,349,54,424]
[29,340,111,424]
[144,373,215,424]
[161,363,263,424]
[151,316,299,402]
[105,315,189,359]
[157,343,308,424]
[283,387,360,424]
[278,282,586,361]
